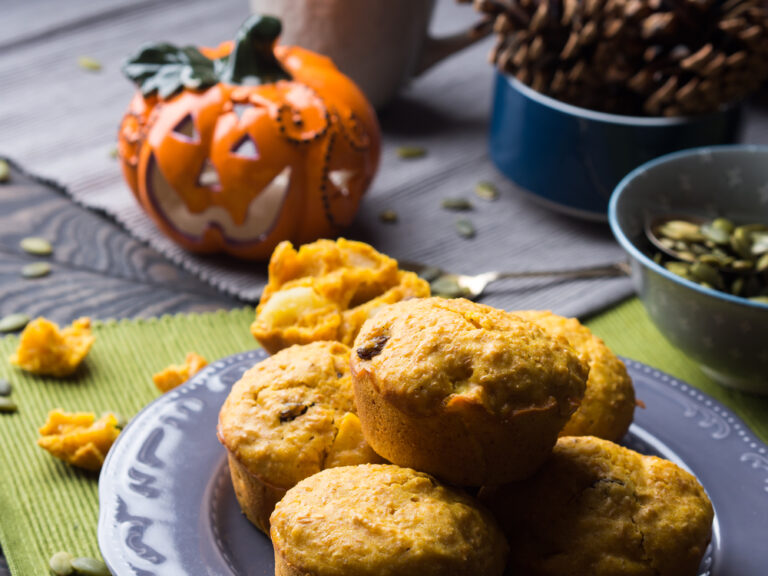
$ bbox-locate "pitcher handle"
[415,19,492,76]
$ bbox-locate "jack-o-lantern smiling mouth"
[146,154,292,245]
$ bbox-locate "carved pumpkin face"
[119,17,379,260]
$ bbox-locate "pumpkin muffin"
[515,310,635,442]
[270,464,509,576]
[217,341,382,533]
[481,436,714,576]
[350,297,589,486]
[251,238,429,354]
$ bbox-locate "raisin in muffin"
[350,297,589,486]
[270,464,509,576]
[480,436,714,576]
[515,310,635,442]
[217,341,382,533]
[251,238,429,354]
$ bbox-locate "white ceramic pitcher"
[249,0,487,108]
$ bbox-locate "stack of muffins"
[218,239,713,576]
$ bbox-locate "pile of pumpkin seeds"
[651,217,768,302]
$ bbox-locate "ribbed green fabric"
[0,302,766,576]
[0,308,256,576]
[585,298,768,444]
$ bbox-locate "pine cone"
[464,0,768,116]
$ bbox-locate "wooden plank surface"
[0,162,242,325]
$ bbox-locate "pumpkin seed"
[77,56,102,72]
[0,378,11,397]
[711,217,735,234]
[109,146,119,159]
[690,261,724,289]
[70,556,110,576]
[474,181,499,201]
[698,253,728,267]
[757,253,768,273]
[416,266,442,282]
[657,220,705,242]
[441,198,473,211]
[0,313,30,333]
[430,276,470,299]
[49,551,74,576]
[730,227,753,259]
[0,397,18,414]
[20,237,53,256]
[731,277,745,296]
[22,261,52,278]
[731,259,754,271]
[751,233,768,255]
[0,159,9,183]
[665,261,692,278]
[378,210,398,223]
[700,222,730,245]
[396,146,426,159]
[455,218,476,239]
[659,238,676,250]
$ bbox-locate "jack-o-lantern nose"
[198,159,220,188]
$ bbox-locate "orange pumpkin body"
[119,20,379,260]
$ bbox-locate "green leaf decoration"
[122,43,221,99]
[121,16,291,100]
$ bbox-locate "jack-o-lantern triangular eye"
[232,135,260,159]
[172,115,199,142]
[198,159,220,188]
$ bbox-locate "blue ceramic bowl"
[609,145,768,394]
[490,72,742,220]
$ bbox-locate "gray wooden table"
[1,1,768,574]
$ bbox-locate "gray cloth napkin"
[2,0,696,317]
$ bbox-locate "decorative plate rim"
[98,352,768,576]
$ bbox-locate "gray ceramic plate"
[98,350,768,575]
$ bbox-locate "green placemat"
[586,298,768,444]
[1,301,766,576]
[0,309,256,576]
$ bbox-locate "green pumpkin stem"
[220,15,292,86]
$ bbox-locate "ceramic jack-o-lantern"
[118,15,380,260]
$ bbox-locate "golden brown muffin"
[251,238,430,354]
[350,298,589,486]
[270,464,509,576]
[217,341,382,533]
[515,310,635,441]
[481,436,714,576]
